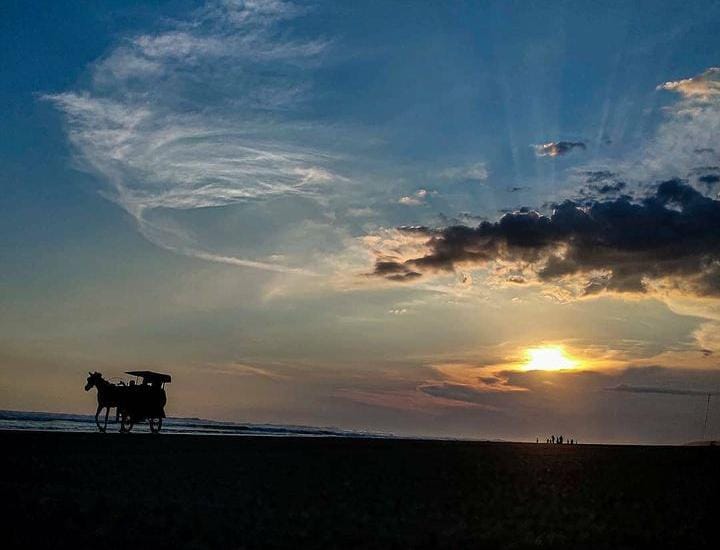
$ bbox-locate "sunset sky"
[3,0,720,443]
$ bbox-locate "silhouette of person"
[551,435,555,444]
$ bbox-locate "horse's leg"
[95,405,104,432]
[104,407,110,432]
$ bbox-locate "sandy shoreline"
[2,430,718,548]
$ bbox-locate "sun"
[523,346,578,371]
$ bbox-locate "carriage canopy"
[125,370,172,386]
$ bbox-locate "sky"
[3,0,720,443]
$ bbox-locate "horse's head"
[85,372,102,391]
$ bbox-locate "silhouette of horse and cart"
[85,371,171,433]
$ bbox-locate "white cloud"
[438,162,488,181]
[46,0,337,273]
[398,189,429,206]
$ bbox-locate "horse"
[84,372,123,432]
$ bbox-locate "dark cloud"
[534,141,586,157]
[698,174,720,185]
[606,384,717,397]
[594,181,626,194]
[374,179,720,296]
[691,166,720,173]
[688,168,720,192]
[577,171,627,196]
[373,261,421,281]
[694,147,715,154]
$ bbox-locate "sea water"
[0,409,387,438]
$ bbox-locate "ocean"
[0,409,389,438]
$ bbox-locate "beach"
[2,431,718,549]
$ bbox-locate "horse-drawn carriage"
[85,370,171,433]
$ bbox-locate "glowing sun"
[523,346,578,371]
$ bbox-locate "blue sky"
[3,0,720,442]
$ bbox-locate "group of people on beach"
[537,435,577,444]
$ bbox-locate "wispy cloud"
[635,67,720,184]
[46,0,337,273]
[437,162,488,181]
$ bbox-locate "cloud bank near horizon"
[371,179,720,299]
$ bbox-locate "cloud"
[592,181,626,194]
[438,162,488,181]
[583,170,616,183]
[335,388,493,412]
[534,141,586,157]
[346,207,375,218]
[398,189,429,206]
[45,0,337,273]
[698,174,720,185]
[180,248,317,275]
[693,321,720,355]
[413,362,527,407]
[657,67,720,100]
[373,261,422,281]
[606,384,716,397]
[418,378,523,406]
[576,171,628,196]
[371,179,720,297]
[635,68,720,184]
[576,172,627,196]
[419,383,502,405]
[203,361,292,381]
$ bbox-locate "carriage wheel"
[149,417,162,434]
[119,412,134,433]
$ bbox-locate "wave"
[0,409,392,438]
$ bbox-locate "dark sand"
[2,431,719,549]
